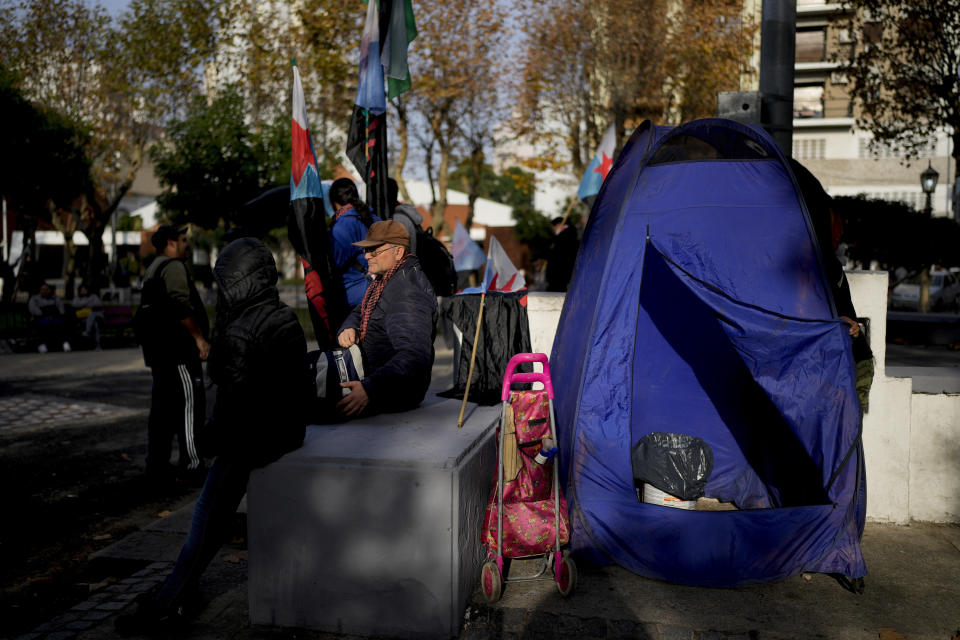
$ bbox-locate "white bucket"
[641,483,696,510]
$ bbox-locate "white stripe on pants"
[177,364,201,470]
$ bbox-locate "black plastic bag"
[632,432,714,501]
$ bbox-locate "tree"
[0,0,221,287]
[839,0,960,218]
[664,1,759,123]
[834,195,960,272]
[406,0,507,233]
[214,0,359,158]
[150,87,289,233]
[0,65,94,295]
[514,0,756,182]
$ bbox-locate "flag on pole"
[451,219,486,272]
[356,0,386,115]
[347,0,391,219]
[289,61,346,349]
[577,123,617,201]
[381,0,417,100]
[481,235,526,292]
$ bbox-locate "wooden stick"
[558,196,578,229]
[457,291,486,428]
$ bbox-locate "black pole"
[759,0,797,157]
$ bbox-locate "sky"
[96,0,128,16]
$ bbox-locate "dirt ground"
[0,370,203,637]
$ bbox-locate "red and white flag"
[481,236,526,292]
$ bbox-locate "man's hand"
[840,315,861,338]
[337,381,368,417]
[196,336,211,361]
[338,328,357,348]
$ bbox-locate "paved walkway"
[18,499,960,640]
[4,347,960,640]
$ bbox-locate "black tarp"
[437,291,532,405]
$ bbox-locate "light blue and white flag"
[577,123,616,201]
[451,219,486,272]
[355,0,386,115]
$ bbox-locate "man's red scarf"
[358,254,409,341]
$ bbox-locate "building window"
[794,85,824,118]
[796,28,826,63]
[793,138,826,160]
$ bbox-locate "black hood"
[213,237,279,313]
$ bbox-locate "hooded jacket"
[340,255,437,413]
[207,238,309,466]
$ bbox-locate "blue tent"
[550,118,866,587]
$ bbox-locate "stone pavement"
[0,392,142,436]
[16,499,960,640]
[4,348,960,640]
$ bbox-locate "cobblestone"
[82,610,112,621]
[0,393,135,435]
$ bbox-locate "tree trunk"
[391,99,413,205]
[433,143,450,236]
[464,144,484,230]
[49,203,78,299]
[919,266,931,313]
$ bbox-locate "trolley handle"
[501,352,554,401]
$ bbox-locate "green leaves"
[0,66,93,217]
[149,87,291,231]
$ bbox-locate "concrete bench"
[247,397,500,639]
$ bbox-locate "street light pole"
[921,160,939,217]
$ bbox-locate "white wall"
[527,274,960,524]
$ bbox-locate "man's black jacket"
[208,238,310,466]
[340,255,438,413]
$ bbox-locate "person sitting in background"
[72,282,105,350]
[335,220,437,417]
[28,282,70,353]
[329,178,380,308]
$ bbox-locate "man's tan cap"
[352,220,411,248]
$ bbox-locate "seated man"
[28,282,70,353]
[336,220,438,417]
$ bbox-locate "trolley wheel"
[556,555,577,597]
[481,560,502,603]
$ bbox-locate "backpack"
[132,259,175,367]
[411,226,457,297]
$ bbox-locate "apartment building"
[790,0,954,216]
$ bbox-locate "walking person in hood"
[117,238,311,632]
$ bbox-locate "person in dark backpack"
[387,178,457,296]
[139,225,210,486]
[329,178,380,307]
[116,237,309,633]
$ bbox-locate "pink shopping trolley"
[479,352,576,602]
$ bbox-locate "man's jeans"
[155,455,252,611]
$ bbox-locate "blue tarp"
[550,119,866,586]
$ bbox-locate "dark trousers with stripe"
[147,359,205,474]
